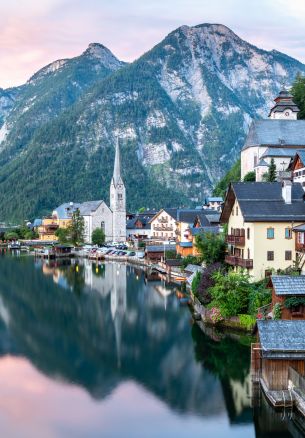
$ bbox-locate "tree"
[138,207,146,213]
[243,171,256,182]
[195,232,226,265]
[213,159,241,197]
[55,227,70,244]
[291,73,305,119]
[92,228,105,246]
[68,209,84,246]
[4,231,19,241]
[266,158,276,182]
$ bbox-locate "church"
[51,140,126,243]
[241,89,305,182]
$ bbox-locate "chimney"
[282,180,292,204]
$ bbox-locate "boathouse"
[268,275,305,319]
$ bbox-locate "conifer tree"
[267,158,277,182]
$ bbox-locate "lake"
[0,253,300,437]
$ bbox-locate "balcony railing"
[226,235,245,246]
[154,226,173,231]
[225,255,253,269]
[158,218,168,223]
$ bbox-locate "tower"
[269,88,300,120]
[110,139,126,242]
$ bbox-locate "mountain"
[1,24,305,221]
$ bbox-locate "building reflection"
[0,256,276,434]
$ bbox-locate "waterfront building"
[149,209,177,240]
[221,181,305,281]
[126,211,156,241]
[203,197,223,212]
[268,275,305,320]
[240,89,305,180]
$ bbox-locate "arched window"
[101,221,105,233]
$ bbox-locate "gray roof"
[231,182,305,222]
[242,120,305,151]
[163,208,178,220]
[184,264,204,274]
[191,226,220,236]
[54,201,105,219]
[255,158,269,167]
[177,209,210,225]
[295,150,305,167]
[146,244,176,253]
[260,147,299,159]
[79,201,104,215]
[205,197,223,203]
[205,213,221,224]
[293,223,305,232]
[126,216,151,230]
[258,320,305,358]
[271,275,305,296]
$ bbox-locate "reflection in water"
[0,255,259,436]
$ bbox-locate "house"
[203,197,223,212]
[268,275,305,320]
[126,211,157,241]
[177,208,221,257]
[149,209,177,241]
[158,259,183,276]
[221,181,305,281]
[38,217,61,241]
[289,150,305,188]
[241,88,305,180]
[145,244,176,262]
[254,320,305,393]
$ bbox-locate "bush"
[239,314,256,330]
[196,262,223,305]
[209,270,251,318]
[285,296,305,309]
[243,171,256,182]
[195,232,226,265]
[273,303,282,320]
[191,272,201,296]
[248,281,271,315]
[181,255,202,268]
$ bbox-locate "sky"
[1,0,305,88]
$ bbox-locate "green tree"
[138,207,146,213]
[209,270,251,317]
[92,228,105,246]
[291,73,305,119]
[195,232,226,265]
[213,159,241,197]
[68,209,84,246]
[266,158,276,182]
[243,171,256,182]
[4,231,19,240]
[55,227,70,244]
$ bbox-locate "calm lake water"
[0,253,301,437]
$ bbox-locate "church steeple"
[112,138,124,187]
[269,87,300,120]
[110,137,126,242]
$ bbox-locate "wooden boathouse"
[252,320,305,409]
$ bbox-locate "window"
[265,270,272,278]
[247,248,250,259]
[247,228,250,240]
[285,250,292,261]
[267,251,274,261]
[236,206,238,216]
[101,221,105,232]
[118,193,123,200]
[267,228,274,239]
[254,154,258,167]
[285,228,292,239]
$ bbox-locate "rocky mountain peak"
[83,43,125,70]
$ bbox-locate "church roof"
[54,201,104,218]
[260,147,299,159]
[112,139,124,187]
[255,158,269,168]
[242,120,305,151]
[79,200,104,215]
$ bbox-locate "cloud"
[0,0,305,87]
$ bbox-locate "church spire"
[112,138,123,187]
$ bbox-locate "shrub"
[191,272,201,296]
[239,314,256,330]
[248,281,271,315]
[209,307,224,324]
[92,228,105,246]
[285,296,305,309]
[273,303,282,320]
[196,262,223,305]
[209,270,251,318]
[181,255,202,269]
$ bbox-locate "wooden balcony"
[296,242,305,252]
[154,226,173,231]
[225,255,253,269]
[226,234,245,246]
[158,218,168,223]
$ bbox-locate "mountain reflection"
[0,255,252,424]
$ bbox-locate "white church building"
[53,140,126,243]
[241,89,305,181]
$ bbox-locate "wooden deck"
[260,378,294,407]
